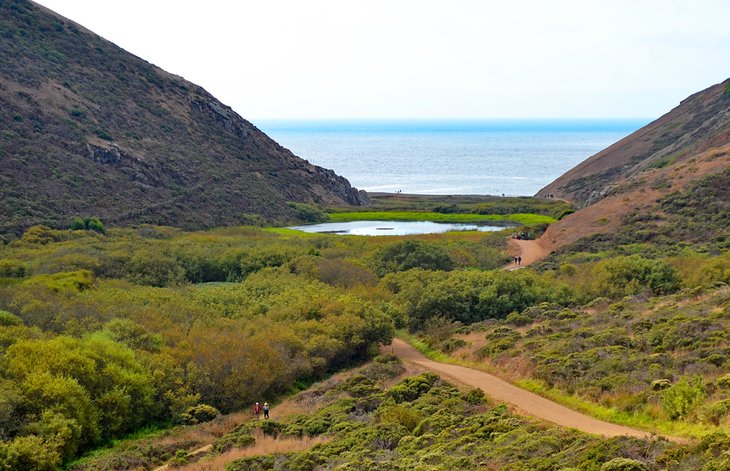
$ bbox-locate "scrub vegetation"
[194,356,727,470]
[0,223,511,468]
[0,179,727,469]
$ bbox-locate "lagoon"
[289,220,512,236]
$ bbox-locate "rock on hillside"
[538,79,730,207]
[536,79,730,253]
[0,0,368,237]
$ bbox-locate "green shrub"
[600,458,648,471]
[213,424,257,453]
[226,455,275,471]
[21,225,60,245]
[596,255,680,297]
[374,240,454,276]
[701,399,730,425]
[462,388,486,405]
[337,374,379,398]
[717,374,730,389]
[660,377,706,420]
[441,337,467,353]
[171,449,188,466]
[0,259,27,278]
[256,420,284,438]
[127,252,185,287]
[287,202,327,223]
[0,435,61,471]
[505,310,533,326]
[359,354,405,382]
[0,310,23,326]
[379,405,423,433]
[389,373,439,403]
[179,404,220,425]
[69,217,105,233]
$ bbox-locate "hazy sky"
[37,0,730,120]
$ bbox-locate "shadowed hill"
[0,0,368,237]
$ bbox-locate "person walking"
[263,402,270,419]
[253,402,261,419]
[517,256,522,265]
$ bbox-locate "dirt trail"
[389,338,684,442]
[504,238,551,270]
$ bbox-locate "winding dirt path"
[389,338,684,442]
[504,238,551,270]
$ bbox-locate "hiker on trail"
[514,256,518,265]
[263,402,270,419]
[253,402,261,419]
[517,256,522,265]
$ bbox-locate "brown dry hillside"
[538,79,730,207]
[0,0,368,237]
[536,80,730,254]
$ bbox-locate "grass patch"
[263,227,323,237]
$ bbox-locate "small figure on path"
[253,402,261,419]
[263,402,270,419]
[514,256,518,265]
[517,256,522,265]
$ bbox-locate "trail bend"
[388,338,685,442]
[504,238,551,270]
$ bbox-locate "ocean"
[256,120,649,196]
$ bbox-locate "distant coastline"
[257,119,649,196]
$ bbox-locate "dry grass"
[152,412,249,453]
[176,430,330,471]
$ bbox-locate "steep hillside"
[538,79,730,207]
[535,79,730,254]
[0,0,368,237]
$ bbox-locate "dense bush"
[373,240,454,276]
[179,404,220,425]
[594,255,680,296]
[383,268,574,330]
[600,458,649,471]
[660,377,706,420]
[69,217,105,234]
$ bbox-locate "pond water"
[289,220,513,236]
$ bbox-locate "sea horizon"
[256,118,650,196]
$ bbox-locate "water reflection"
[289,220,512,236]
